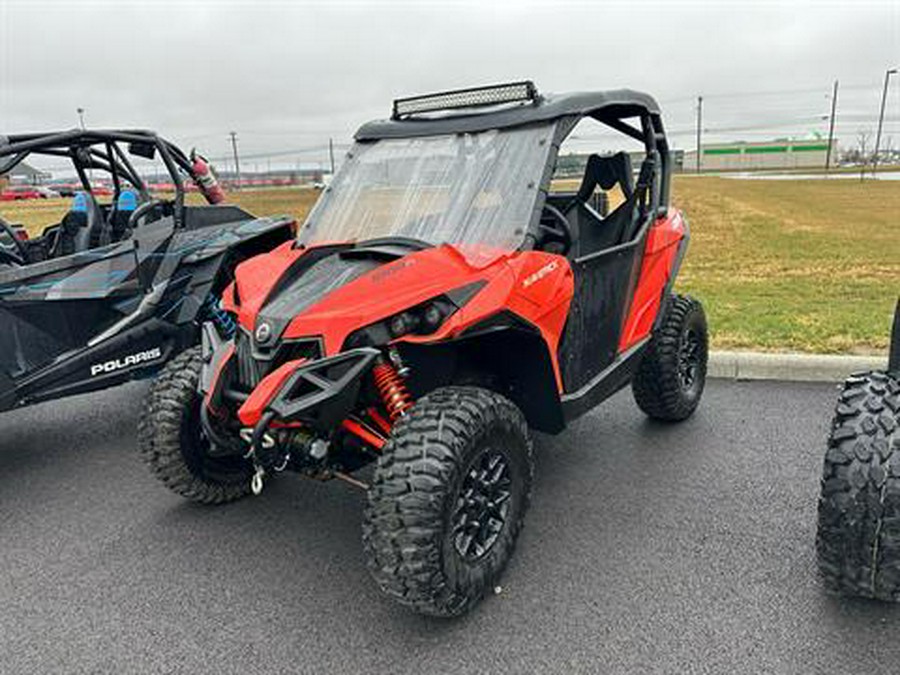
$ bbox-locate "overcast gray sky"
[1,0,898,170]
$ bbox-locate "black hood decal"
[253,252,383,345]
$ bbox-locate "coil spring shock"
[372,360,412,422]
[203,294,237,339]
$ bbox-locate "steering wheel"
[127,199,166,231]
[538,204,573,255]
[0,215,27,266]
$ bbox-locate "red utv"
[139,82,708,616]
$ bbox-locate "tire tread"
[632,294,708,421]
[362,386,533,617]
[816,370,900,600]
[138,346,250,505]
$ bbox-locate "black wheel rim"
[678,327,702,392]
[451,448,512,562]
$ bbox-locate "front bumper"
[200,322,380,432]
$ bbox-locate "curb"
[709,351,887,383]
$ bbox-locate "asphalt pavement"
[2,378,899,674]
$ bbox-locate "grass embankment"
[2,179,897,354]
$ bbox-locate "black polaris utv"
[817,298,900,600]
[0,129,294,413]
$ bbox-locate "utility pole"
[229,131,242,190]
[695,96,703,174]
[328,137,335,176]
[825,80,838,172]
[873,68,898,177]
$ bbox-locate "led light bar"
[392,81,538,119]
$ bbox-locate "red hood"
[223,242,515,354]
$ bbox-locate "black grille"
[235,330,263,390]
[232,329,323,392]
[278,338,322,364]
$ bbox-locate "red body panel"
[399,249,574,390]
[228,242,574,392]
[619,209,687,351]
[220,240,302,325]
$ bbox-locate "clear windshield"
[300,124,557,250]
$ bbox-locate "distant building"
[2,160,52,185]
[683,139,837,172]
[554,149,684,178]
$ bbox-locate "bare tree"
[882,136,895,167]
[857,129,871,180]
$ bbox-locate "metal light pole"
[229,131,242,190]
[825,80,838,172]
[873,68,898,177]
[328,137,335,176]
[695,96,703,174]
[76,107,86,130]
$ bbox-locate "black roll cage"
[517,107,673,283]
[525,106,671,254]
[0,129,201,228]
[536,104,672,232]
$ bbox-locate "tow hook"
[240,427,277,496]
[251,465,265,496]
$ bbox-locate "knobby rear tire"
[632,294,708,422]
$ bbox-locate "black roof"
[0,129,192,183]
[355,88,661,141]
[0,129,199,207]
[1,129,167,156]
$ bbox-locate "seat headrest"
[72,191,90,213]
[576,152,634,203]
[117,189,139,212]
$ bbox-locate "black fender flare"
[398,313,565,434]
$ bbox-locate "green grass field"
[2,177,897,354]
[671,177,898,354]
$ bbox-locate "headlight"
[387,299,451,338]
[345,297,454,349]
[343,281,485,349]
